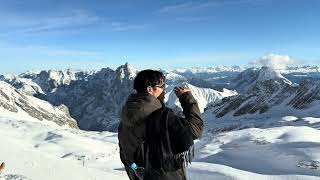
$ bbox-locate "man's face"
[147,79,165,98]
[153,80,165,98]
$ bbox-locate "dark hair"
[133,70,165,93]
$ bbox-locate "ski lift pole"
[82,156,85,167]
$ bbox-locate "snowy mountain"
[2,63,234,132]
[0,69,94,95]
[170,65,320,88]
[282,66,320,84]
[43,64,233,132]
[280,65,320,73]
[2,64,320,132]
[0,81,78,128]
[41,64,138,131]
[165,83,237,114]
[229,66,293,94]
[163,71,237,113]
[3,63,320,131]
[171,65,320,75]
[163,71,188,85]
[171,65,245,74]
[0,74,44,96]
[256,66,291,84]
[205,66,320,125]
[170,66,244,89]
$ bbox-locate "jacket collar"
[121,93,163,127]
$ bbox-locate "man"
[118,70,203,180]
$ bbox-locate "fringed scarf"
[145,108,194,174]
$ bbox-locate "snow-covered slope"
[1,69,95,95]
[166,83,237,113]
[1,109,320,179]
[0,81,77,128]
[0,111,126,180]
[191,124,320,180]
[0,75,44,96]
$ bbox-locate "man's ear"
[147,86,153,95]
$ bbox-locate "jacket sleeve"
[177,91,204,139]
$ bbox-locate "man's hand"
[174,86,191,97]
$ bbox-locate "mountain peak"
[257,66,292,85]
[257,66,284,81]
[116,63,138,80]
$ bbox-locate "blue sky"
[0,0,320,74]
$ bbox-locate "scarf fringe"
[160,145,194,172]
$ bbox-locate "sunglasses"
[154,84,165,89]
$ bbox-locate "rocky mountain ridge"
[0,81,78,128]
[1,64,320,132]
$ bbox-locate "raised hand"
[174,86,191,97]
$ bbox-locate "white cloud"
[25,11,100,33]
[156,2,195,14]
[0,10,100,33]
[155,0,267,14]
[0,11,146,34]
[110,22,146,32]
[250,54,297,69]
[0,42,102,58]
[143,52,252,68]
[175,16,215,22]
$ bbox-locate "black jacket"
[118,92,203,180]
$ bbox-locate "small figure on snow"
[0,162,5,173]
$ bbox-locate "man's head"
[133,70,165,99]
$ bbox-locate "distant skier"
[0,162,5,173]
[118,70,203,180]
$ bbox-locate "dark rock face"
[228,68,260,94]
[44,64,137,131]
[288,80,320,109]
[0,89,19,113]
[213,95,251,118]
